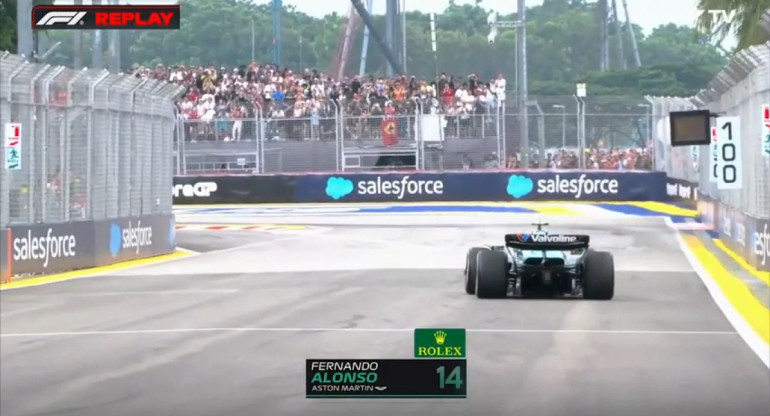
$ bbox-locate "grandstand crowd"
[134,62,652,171]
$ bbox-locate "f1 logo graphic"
[36,11,87,27]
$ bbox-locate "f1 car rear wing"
[505,233,590,251]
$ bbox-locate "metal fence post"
[330,100,340,171]
[0,53,183,241]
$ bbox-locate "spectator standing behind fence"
[154,63,652,172]
[230,105,243,142]
[493,73,506,105]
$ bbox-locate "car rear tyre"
[465,247,488,295]
[583,249,614,300]
[475,250,508,299]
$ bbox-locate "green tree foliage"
[0,0,54,53]
[30,0,726,96]
[695,0,770,51]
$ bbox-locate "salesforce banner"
[7,221,97,276]
[750,217,770,272]
[93,214,176,265]
[293,171,667,203]
[3,213,177,278]
[0,229,8,282]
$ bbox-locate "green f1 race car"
[464,223,614,299]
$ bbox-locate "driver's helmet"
[533,229,548,236]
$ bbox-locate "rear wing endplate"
[504,233,590,251]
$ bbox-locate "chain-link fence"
[646,42,770,221]
[0,52,185,228]
[174,95,652,174]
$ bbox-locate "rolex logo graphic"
[414,328,466,358]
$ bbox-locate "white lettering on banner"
[715,117,742,189]
[122,221,153,254]
[754,223,769,266]
[536,174,619,199]
[530,234,577,243]
[709,126,719,183]
[762,105,770,157]
[678,184,692,200]
[666,183,678,197]
[35,11,87,26]
[357,176,444,200]
[722,211,732,237]
[173,182,217,198]
[735,222,746,247]
[12,228,77,268]
[704,10,737,25]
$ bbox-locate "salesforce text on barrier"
[755,222,769,267]
[538,174,619,199]
[12,228,77,269]
[357,176,443,200]
[120,221,154,254]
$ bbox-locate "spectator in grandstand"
[493,73,506,104]
[157,60,510,143]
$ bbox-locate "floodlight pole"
[488,5,528,167]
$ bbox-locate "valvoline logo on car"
[530,234,578,243]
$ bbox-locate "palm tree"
[695,0,770,51]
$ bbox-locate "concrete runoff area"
[1,214,769,416]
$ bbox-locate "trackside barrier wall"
[648,40,770,272]
[0,53,185,279]
[173,171,667,204]
[2,214,176,278]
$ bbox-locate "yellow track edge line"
[517,205,583,216]
[0,250,194,290]
[712,239,770,286]
[679,233,770,367]
[621,201,698,217]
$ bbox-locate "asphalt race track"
[1,214,769,416]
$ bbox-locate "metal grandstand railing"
[173,95,652,174]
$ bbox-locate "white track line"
[0,328,737,338]
[175,247,200,254]
[665,217,770,368]
[24,289,241,297]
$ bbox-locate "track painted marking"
[712,239,770,286]
[17,289,241,298]
[667,218,770,368]
[175,224,324,232]
[0,328,738,338]
[606,201,698,217]
[682,235,770,345]
[515,203,582,216]
[0,250,196,291]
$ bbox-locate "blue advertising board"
[293,171,667,203]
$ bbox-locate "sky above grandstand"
[57,0,705,36]
[277,0,704,36]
